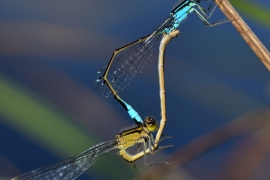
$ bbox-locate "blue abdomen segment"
[162,6,190,34]
[117,98,143,124]
[126,103,143,124]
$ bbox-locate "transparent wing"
[95,34,162,98]
[12,139,118,180]
[95,16,175,98]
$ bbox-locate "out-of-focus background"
[0,0,270,179]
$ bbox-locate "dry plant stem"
[155,29,180,147]
[215,0,270,70]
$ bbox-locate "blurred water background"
[0,0,270,179]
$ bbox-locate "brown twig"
[214,0,270,70]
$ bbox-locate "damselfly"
[95,0,228,124]
[12,117,170,180]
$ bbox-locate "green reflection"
[230,0,270,28]
[0,75,134,179]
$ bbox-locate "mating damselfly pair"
[12,0,228,179]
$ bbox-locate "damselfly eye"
[145,117,158,132]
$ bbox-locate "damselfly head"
[145,116,158,132]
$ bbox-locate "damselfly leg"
[192,1,229,27]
